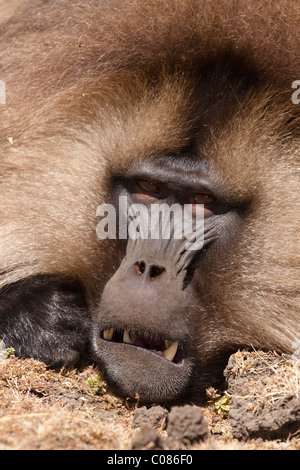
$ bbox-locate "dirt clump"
[132,405,168,430]
[131,424,162,450]
[165,405,209,448]
[132,404,209,450]
[225,350,300,441]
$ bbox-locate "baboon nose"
[135,261,166,280]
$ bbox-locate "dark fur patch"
[0,276,90,368]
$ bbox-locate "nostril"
[136,261,146,275]
[149,265,165,279]
[135,261,166,279]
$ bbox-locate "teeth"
[103,328,114,341]
[130,331,138,343]
[103,329,180,363]
[123,330,138,344]
[123,330,133,344]
[162,341,179,362]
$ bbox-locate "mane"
[0,0,299,95]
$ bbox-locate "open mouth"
[100,328,185,364]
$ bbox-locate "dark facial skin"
[93,154,243,403]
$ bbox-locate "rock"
[229,395,300,440]
[131,404,209,450]
[224,350,300,440]
[131,424,161,450]
[166,405,209,446]
[132,405,168,430]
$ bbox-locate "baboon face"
[92,151,243,402]
[0,0,299,404]
[90,66,299,402]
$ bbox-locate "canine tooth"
[103,328,114,340]
[162,341,178,362]
[130,332,138,343]
[123,330,133,344]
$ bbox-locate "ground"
[0,349,299,450]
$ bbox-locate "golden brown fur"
[0,0,299,401]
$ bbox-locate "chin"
[93,327,193,403]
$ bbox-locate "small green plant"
[214,394,231,415]
[87,374,107,395]
[206,386,231,415]
[206,386,220,402]
[5,347,15,358]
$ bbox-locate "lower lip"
[99,337,187,366]
[99,328,186,365]
[93,336,192,403]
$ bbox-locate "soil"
[0,350,299,450]
[225,350,300,441]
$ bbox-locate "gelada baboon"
[0,0,299,403]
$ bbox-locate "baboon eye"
[136,180,160,194]
[192,194,214,205]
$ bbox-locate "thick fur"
[0,0,299,399]
[0,275,90,368]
